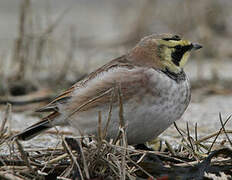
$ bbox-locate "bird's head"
[128,34,202,74]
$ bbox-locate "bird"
[15,34,202,145]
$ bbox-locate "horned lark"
[15,34,202,144]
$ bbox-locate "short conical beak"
[192,43,202,50]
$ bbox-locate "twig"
[195,123,199,151]
[126,156,154,179]
[0,104,11,140]
[0,172,24,180]
[101,156,120,177]
[186,122,200,161]
[46,153,69,164]
[98,111,103,142]
[208,114,231,153]
[186,122,195,152]
[174,122,184,136]
[62,137,84,180]
[15,140,35,174]
[57,177,72,180]
[108,153,124,179]
[219,114,232,147]
[66,88,113,121]
[118,86,126,180]
[103,89,114,140]
[112,86,126,145]
[174,122,194,151]
[165,140,176,156]
[77,139,90,179]
[195,130,232,144]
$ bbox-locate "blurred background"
[0,0,232,145]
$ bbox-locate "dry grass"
[0,92,232,179]
[1,0,232,179]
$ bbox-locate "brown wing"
[65,72,149,116]
[36,87,75,112]
[36,55,135,113]
[60,61,151,119]
[16,56,152,141]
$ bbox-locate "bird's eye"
[172,35,181,39]
[175,45,182,50]
[162,35,181,41]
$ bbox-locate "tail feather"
[17,119,51,140]
[15,112,59,141]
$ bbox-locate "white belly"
[67,70,190,144]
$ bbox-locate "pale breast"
[66,68,191,144]
[124,68,191,144]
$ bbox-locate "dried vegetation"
[0,0,232,179]
[0,94,232,179]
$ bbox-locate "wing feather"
[36,55,150,115]
[62,66,150,117]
